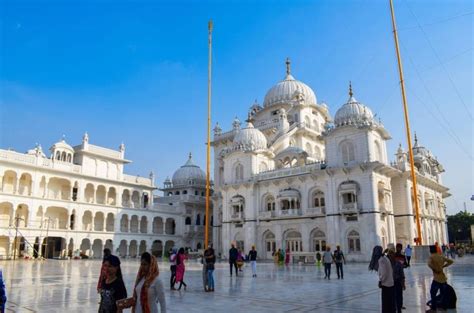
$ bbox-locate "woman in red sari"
[175,248,187,291]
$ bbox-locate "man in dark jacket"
[229,244,238,276]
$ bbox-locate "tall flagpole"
[389,0,423,245]
[205,19,213,248]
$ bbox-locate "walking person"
[322,246,333,280]
[394,244,407,312]
[279,249,285,265]
[273,249,279,264]
[169,248,177,290]
[229,244,238,276]
[333,245,346,279]
[97,248,112,293]
[130,252,166,313]
[236,249,245,272]
[404,245,412,267]
[285,248,291,265]
[248,245,257,277]
[316,251,322,267]
[378,248,395,313]
[0,269,6,313]
[204,244,216,292]
[175,248,187,291]
[98,255,128,313]
[427,245,454,312]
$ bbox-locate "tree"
[447,211,474,243]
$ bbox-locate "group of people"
[97,248,166,313]
[272,248,291,265]
[168,248,188,291]
[228,244,258,278]
[370,243,456,313]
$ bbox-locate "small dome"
[263,59,317,107]
[49,138,74,152]
[172,153,206,186]
[334,84,374,127]
[412,134,431,159]
[233,122,267,151]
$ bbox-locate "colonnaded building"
[0,133,209,259]
[211,61,450,261]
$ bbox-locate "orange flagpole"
[205,20,213,248]
[389,0,422,245]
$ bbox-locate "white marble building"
[211,61,450,261]
[0,134,209,260]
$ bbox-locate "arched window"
[314,146,322,161]
[196,214,201,226]
[312,190,325,212]
[185,217,191,225]
[340,141,355,164]
[347,230,361,253]
[304,116,311,128]
[259,162,268,173]
[305,143,313,156]
[264,195,276,212]
[234,163,244,181]
[312,229,326,252]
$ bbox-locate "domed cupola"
[412,133,432,159]
[172,153,206,187]
[233,122,268,152]
[263,58,317,108]
[50,135,74,162]
[334,82,375,127]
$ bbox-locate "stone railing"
[340,203,358,213]
[279,208,302,217]
[231,212,244,220]
[306,207,326,215]
[123,174,153,186]
[255,161,325,181]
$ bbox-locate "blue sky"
[1,0,472,214]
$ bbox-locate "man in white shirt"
[378,249,395,313]
[322,247,334,280]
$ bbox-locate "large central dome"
[263,59,317,108]
[172,153,206,186]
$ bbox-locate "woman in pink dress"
[175,248,187,291]
[285,248,291,265]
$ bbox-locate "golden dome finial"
[286,57,291,76]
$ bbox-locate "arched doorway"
[263,231,276,259]
[151,240,163,257]
[42,237,66,259]
[284,230,303,253]
[139,240,147,255]
[92,239,103,259]
[310,229,326,252]
[129,240,138,258]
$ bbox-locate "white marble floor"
[1,256,473,312]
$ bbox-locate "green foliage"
[447,211,474,243]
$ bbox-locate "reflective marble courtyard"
[2,256,473,312]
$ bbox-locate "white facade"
[0,134,205,260]
[212,62,450,261]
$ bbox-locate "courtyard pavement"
[1,256,473,312]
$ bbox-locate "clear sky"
[1,0,472,214]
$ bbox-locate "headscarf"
[132,254,159,313]
[368,246,383,272]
